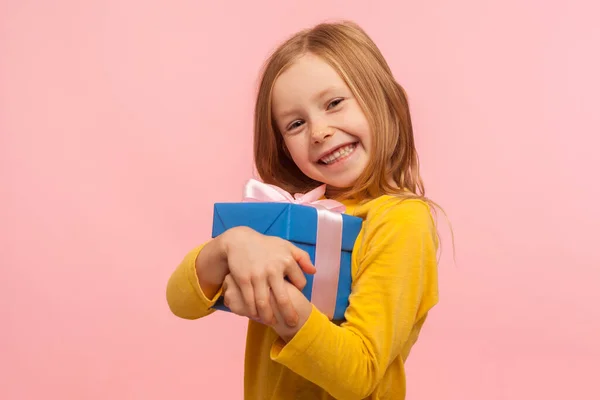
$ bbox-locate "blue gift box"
[210,202,363,320]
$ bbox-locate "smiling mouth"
[318,143,358,165]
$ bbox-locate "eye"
[327,98,344,110]
[286,120,305,131]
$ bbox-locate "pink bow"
[243,179,344,320]
[243,178,345,213]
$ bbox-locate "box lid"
[212,202,362,252]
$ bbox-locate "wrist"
[278,306,311,342]
[273,286,313,342]
[215,230,230,264]
[210,226,250,279]
[194,235,230,290]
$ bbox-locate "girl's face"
[271,53,372,189]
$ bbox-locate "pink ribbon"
[243,179,344,320]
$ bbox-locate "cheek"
[340,106,371,143]
[361,127,372,149]
[284,137,309,162]
[347,121,372,151]
[356,116,372,149]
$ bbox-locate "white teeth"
[320,144,356,164]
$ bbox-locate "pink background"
[2,1,599,399]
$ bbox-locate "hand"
[269,280,313,342]
[223,273,312,340]
[222,226,316,327]
[222,274,257,321]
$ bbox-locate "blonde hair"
[253,20,454,260]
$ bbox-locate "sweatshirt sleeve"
[166,243,223,320]
[270,199,440,400]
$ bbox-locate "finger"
[224,277,247,316]
[268,289,283,325]
[225,291,244,315]
[269,274,298,327]
[235,275,257,318]
[284,253,308,291]
[290,245,316,275]
[253,277,274,325]
[222,275,232,306]
[222,274,231,291]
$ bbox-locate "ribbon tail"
[310,209,343,320]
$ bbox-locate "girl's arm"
[194,235,230,299]
[269,200,440,400]
[166,227,315,324]
[166,235,229,320]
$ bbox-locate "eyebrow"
[275,86,345,121]
[313,86,340,102]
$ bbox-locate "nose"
[311,125,334,144]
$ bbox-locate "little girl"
[167,21,440,400]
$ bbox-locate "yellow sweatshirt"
[166,195,439,400]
